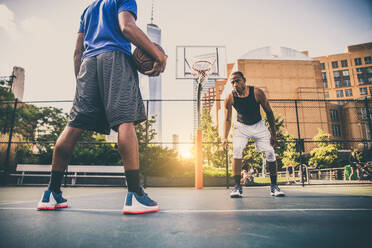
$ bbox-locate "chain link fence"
[0,98,371,186]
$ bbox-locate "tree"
[0,87,15,134]
[308,129,339,168]
[281,131,299,168]
[200,107,225,168]
[33,107,69,164]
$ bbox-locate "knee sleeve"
[265,148,276,162]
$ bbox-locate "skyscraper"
[146,20,162,141]
[11,66,24,101]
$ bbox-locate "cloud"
[21,16,53,34]
[0,4,20,40]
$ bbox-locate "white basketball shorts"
[232,120,276,162]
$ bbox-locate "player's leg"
[349,167,354,181]
[231,123,249,198]
[117,123,158,214]
[96,51,157,214]
[37,126,83,210]
[253,121,284,196]
[37,56,105,210]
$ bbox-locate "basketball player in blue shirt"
[37,0,167,214]
[222,71,285,197]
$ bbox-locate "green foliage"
[136,116,194,177]
[253,176,289,184]
[281,131,299,167]
[242,141,262,168]
[308,129,339,168]
[0,87,15,134]
[70,143,120,165]
[203,165,232,177]
[141,145,194,177]
[200,108,225,168]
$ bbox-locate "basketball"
[133,43,165,74]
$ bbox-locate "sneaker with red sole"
[122,187,158,214]
[37,190,68,210]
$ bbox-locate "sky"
[0,0,371,154]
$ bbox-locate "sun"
[180,151,192,159]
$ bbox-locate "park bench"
[12,164,125,186]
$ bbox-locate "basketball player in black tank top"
[223,71,285,197]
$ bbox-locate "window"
[355,57,362,66]
[335,80,342,88]
[357,68,363,74]
[358,76,365,84]
[345,89,353,97]
[367,67,372,73]
[360,87,368,95]
[341,60,348,67]
[361,108,368,120]
[365,56,371,64]
[332,124,341,137]
[324,92,329,98]
[370,87,372,95]
[332,61,338,68]
[342,70,349,76]
[320,63,325,70]
[323,81,328,88]
[333,71,340,77]
[330,109,339,121]
[368,77,372,84]
[322,72,327,80]
[336,89,344,97]
[343,79,351,87]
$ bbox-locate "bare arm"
[222,94,233,149]
[256,88,277,146]
[118,11,167,76]
[73,33,84,78]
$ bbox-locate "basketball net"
[192,57,216,129]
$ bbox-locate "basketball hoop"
[175,46,227,190]
[192,60,213,85]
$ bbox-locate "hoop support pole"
[195,129,203,189]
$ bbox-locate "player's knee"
[233,146,244,159]
[265,148,276,162]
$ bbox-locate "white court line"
[0,208,372,213]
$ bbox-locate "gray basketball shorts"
[68,51,146,134]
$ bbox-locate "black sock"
[270,175,277,186]
[48,171,64,194]
[125,170,143,196]
[233,175,241,186]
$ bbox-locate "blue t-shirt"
[78,0,137,59]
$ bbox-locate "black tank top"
[232,86,262,125]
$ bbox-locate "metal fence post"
[2,98,18,185]
[364,97,372,145]
[143,100,150,188]
[225,147,229,189]
[294,99,305,186]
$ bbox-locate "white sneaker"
[37,190,68,210]
[270,185,285,197]
[122,187,159,214]
[230,185,243,198]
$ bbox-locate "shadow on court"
[0,185,372,248]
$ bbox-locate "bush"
[203,165,232,177]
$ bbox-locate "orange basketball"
[133,43,165,74]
